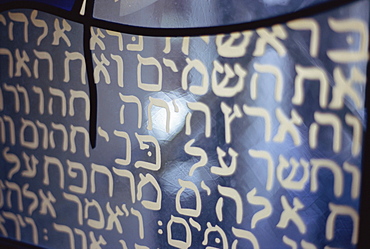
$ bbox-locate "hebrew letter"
[0,117,3,144]
[38,189,56,218]
[0,214,6,237]
[93,53,110,84]
[32,86,44,115]
[16,85,30,114]
[91,163,113,197]
[15,49,31,77]
[246,188,272,229]
[90,27,105,50]
[276,155,310,190]
[250,63,283,102]
[273,108,303,146]
[43,156,64,189]
[64,51,86,84]
[130,208,144,239]
[111,54,124,87]
[216,31,253,58]
[345,114,363,157]
[89,231,106,249]
[211,147,238,176]
[70,125,90,157]
[343,162,360,200]
[211,61,246,97]
[309,112,342,153]
[185,101,211,138]
[106,202,124,233]
[2,211,21,240]
[106,30,123,51]
[311,159,344,198]
[8,12,28,42]
[184,139,208,176]
[222,102,243,144]
[243,104,271,142]
[292,65,329,108]
[20,119,38,149]
[175,179,201,217]
[147,96,172,133]
[30,10,48,46]
[3,147,20,179]
[253,24,287,56]
[216,185,243,224]
[34,121,47,149]
[67,160,87,194]
[22,184,38,215]
[137,55,162,91]
[3,116,15,145]
[112,167,136,204]
[53,223,75,249]
[327,18,368,62]
[276,195,306,234]
[52,18,71,46]
[113,130,131,166]
[48,87,66,116]
[232,227,260,249]
[202,222,228,249]
[127,35,143,51]
[24,218,38,245]
[74,228,87,249]
[282,236,297,249]
[50,122,68,151]
[137,173,162,210]
[167,215,192,249]
[84,199,105,229]
[329,67,366,110]
[5,181,23,212]
[182,58,209,95]
[69,90,90,121]
[0,48,13,77]
[33,50,53,81]
[119,93,142,128]
[63,193,83,225]
[287,18,320,57]
[3,83,19,112]
[134,133,161,171]
[248,150,274,191]
[326,203,359,245]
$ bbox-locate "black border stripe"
[0,0,363,37]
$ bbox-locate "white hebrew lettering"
[90,28,106,50]
[175,179,201,217]
[243,104,271,142]
[326,203,359,245]
[182,58,209,95]
[22,184,38,215]
[137,173,162,210]
[91,163,113,197]
[67,160,87,195]
[70,125,90,157]
[254,24,287,56]
[30,10,48,46]
[119,93,142,128]
[276,196,306,234]
[211,147,238,176]
[84,199,105,229]
[276,156,310,190]
[246,188,272,229]
[327,18,368,62]
[52,18,71,47]
[292,65,329,108]
[248,149,274,191]
[33,50,53,81]
[8,12,28,42]
[273,108,303,146]
[38,189,56,218]
[43,156,64,189]
[184,139,208,176]
[48,87,67,117]
[287,18,320,57]
[167,215,192,249]
[134,133,161,171]
[64,51,86,84]
[216,31,253,58]
[137,55,162,91]
[93,53,111,84]
[69,89,90,121]
[20,119,38,149]
[63,193,83,225]
[211,61,246,97]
